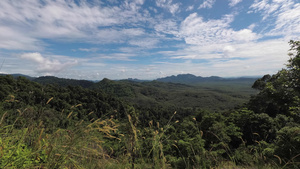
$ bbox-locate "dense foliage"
[0,41,299,168]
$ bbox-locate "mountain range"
[156,74,258,84]
[0,73,259,87]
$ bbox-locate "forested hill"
[0,74,96,88]
[33,76,95,88]
[20,75,257,111]
[0,75,128,120]
[93,78,256,111]
[0,73,36,80]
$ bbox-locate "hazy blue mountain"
[125,78,151,82]
[1,73,259,88]
[156,74,257,84]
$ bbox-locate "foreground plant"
[0,106,121,168]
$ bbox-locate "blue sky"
[0,0,299,80]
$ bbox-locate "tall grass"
[0,100,121,168]
[1,97,299,168]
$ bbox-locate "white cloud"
[199,0,216,9]
[229,0,242,7]
[234,29,260,42]
[97,53,137,61]
[223,45,236,58]
[249,0,300,38]
[154,19,179,35]
[0,0,297,80]
[134,0,145,5]
[0,26,41,51]
[249,0,284,19]
[155,0,181,14]
[94,28,145,43]
[129,38,160,48]
[271,3,300,37]
[248,24,256,30]
[154,39,290,78]
[10,38,291,79]
[21,53,45,63]
[169,3,180,14]
[20,53,78,74]
[78,48,99,52]
[186,5,194,11]
[178,13,259,45]
[0,0,149,50]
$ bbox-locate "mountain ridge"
[156,73,258,84]
[1,73,259,86]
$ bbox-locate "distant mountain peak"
[176,73,199,78]
[157,74,219,83]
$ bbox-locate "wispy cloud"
[0,0,149,50]
[129,38,160,48]
[186,5,194,11]
[155,0,181,14]
[271,4,300,38]
[154,19,179,36]
[229,0,243,7]
[249,0,300,39]
[155,39,290,77]
[199,0,216,9]
[0,26,42,51]
[178,13,259,45]
[97,53,137,61]
[78,48,99,52]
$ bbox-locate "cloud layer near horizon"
[0,0,299,79]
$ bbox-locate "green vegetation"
[0,40,299,168]
[94,78,257,112]
[33,76,95,88]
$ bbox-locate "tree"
[249,40,300,118]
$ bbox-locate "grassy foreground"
[1,105,299,169]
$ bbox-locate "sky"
[0,0,299,80]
